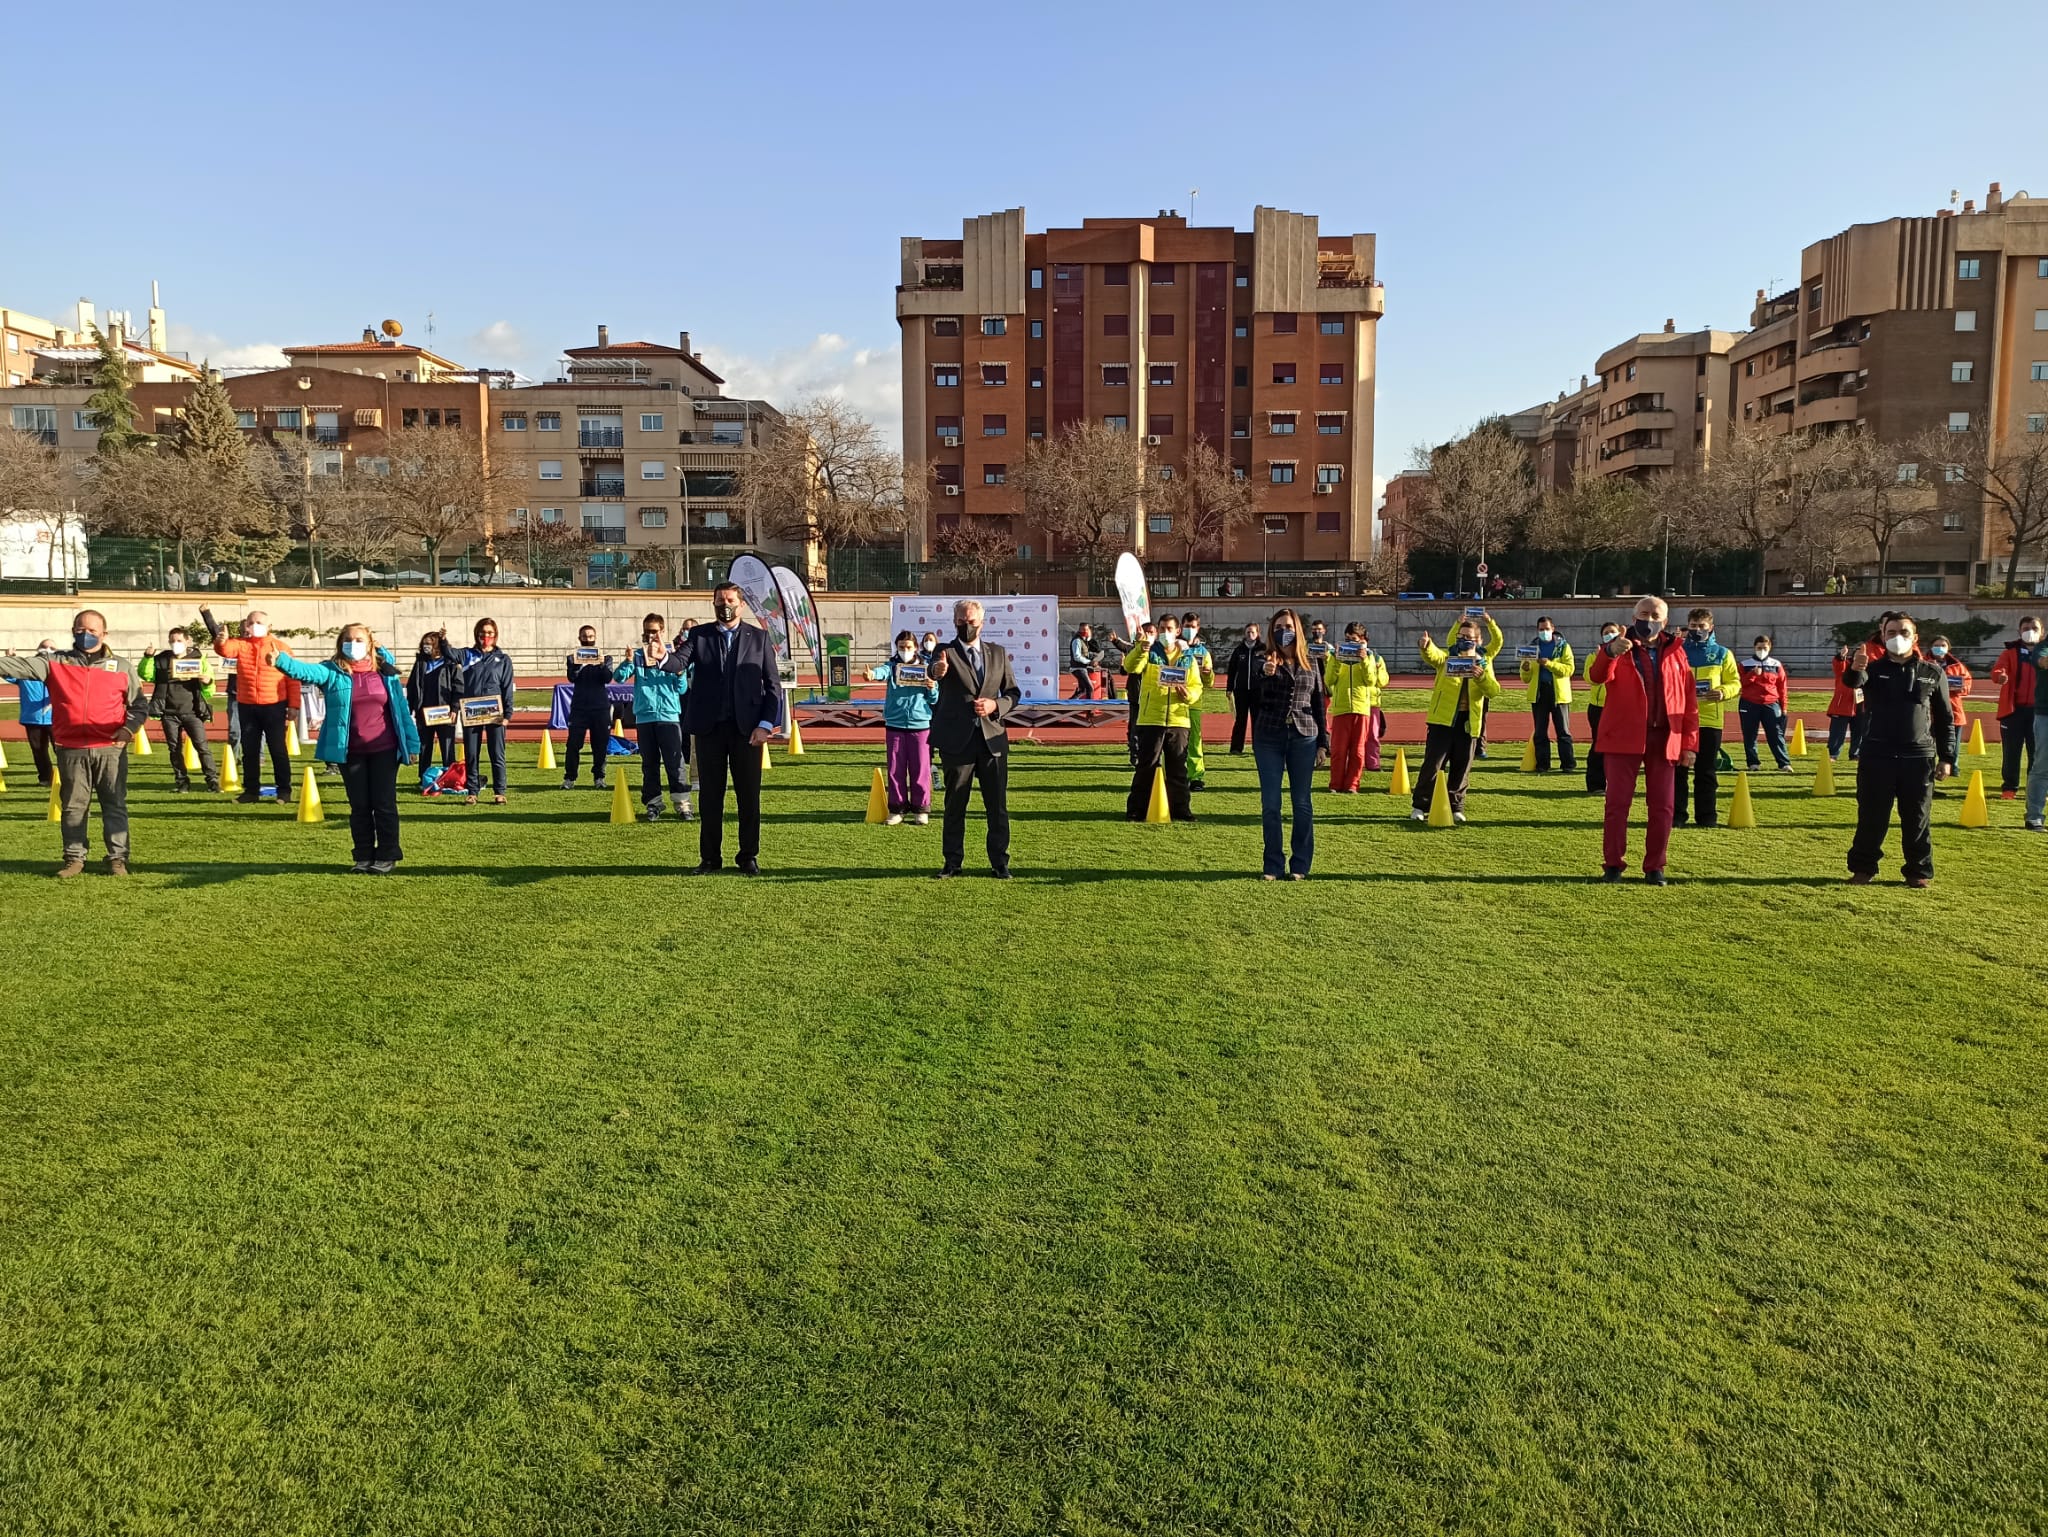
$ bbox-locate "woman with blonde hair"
[1249,607,1329,879]
[269,623,422,873]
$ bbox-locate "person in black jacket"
[1225,621,1262,754]
[456,617,517,805]
[1249,609,1328,880]
[1843,611,1954,889]
[405,628,462,787]
[663,581,784,875]
[929,598,1022,879]
[563,623,614,791]
[140,626,219,792]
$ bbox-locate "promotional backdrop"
[890,596,1062,700]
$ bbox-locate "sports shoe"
[561,777,575,791]
[106,860,129,877]
[885,813,903,826]
[2001,789,2017,800]
[644,796,665,820]
[1452,811,1467,824]
[368,860,396,875]
[1600,867,1624,883]
[1643,869,1668,887]
[1409,810,1427,821]
[913,812,929,826]
[1905,876,1932,889]
[53,859,85,879]
[1848,871,1875,885]
[2027,819,2045,833]
[593,779,608,792]
[350,861,371,874]
[675,796,693,822]
[463,794,479,806]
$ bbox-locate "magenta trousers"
[886,727,932,813]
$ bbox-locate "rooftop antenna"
[1188,187,1199,220]
[426,310,436,342]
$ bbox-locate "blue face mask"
[1451,638,1476,654]
[74,630,100,651]
[1274,627,1295,648]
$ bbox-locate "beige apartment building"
[1574,322,1739,483]
[486,328,792,590]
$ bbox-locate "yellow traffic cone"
[1959,768,1990,828]
[1789,719,1808,757]
[1966,718,1986,757]
[47,773,63,821]
[608,773,636,824]
[295,764,324,823]
[130,721,152,756]
[611,716,629,741]
[786,714,806,756]
[221,747,240,791]
[1426,766,1454,827]
[182,734,201,773]
[1728,771,1756,828]
[864,766,890,823]
[1144,765,1170,823]
[536,730,557,771]
[1812,752,1835,797]
[285,719,301,758]
[1517,737,1538,773]
[0,737,8,770]
[760,741,772,775]
[1388,748,1410,797]
[0,769,7,795]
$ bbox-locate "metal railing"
[577,429,625,449]
[579,480,627,498]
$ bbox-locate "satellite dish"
[380,319,403,338]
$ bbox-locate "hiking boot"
[54,859,86,880]
[106,860,129,877]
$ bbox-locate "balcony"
[1606,408,1674,432]
[577,428,625,450]
[581,525,627,544]
[1796,394,1861,426]
[1599,445,1676,473]
[311,427,344,444]
[1796,341,1861,382]
[579,479,627,498]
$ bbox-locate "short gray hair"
[953,599,983,625]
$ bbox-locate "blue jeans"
[1740,701,1790,768]
[1253,732,1318,876]
[2027,711,2048,824]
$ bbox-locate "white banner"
[890,595,1062,701]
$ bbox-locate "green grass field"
[1,735,2044,1536]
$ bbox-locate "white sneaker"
[675,796,693,822]
[914,812,929,826]
[886,813,903,826]
[1453,811,1467,824]
[1409,810,1426,821]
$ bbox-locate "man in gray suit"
[929,598,1021,879]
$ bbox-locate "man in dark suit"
[929,598,1022,879]
[666,581,784,875]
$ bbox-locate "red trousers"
[1329,712,1365,790]
[1602,735,1677,873]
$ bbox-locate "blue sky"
[6,0,2039,507]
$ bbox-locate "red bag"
[438,760,467,793]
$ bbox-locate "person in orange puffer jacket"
[201,605,296,803]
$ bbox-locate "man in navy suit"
[666,581,784,875]
[929,598,1021,878]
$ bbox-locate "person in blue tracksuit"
[454,617,516,805]
[613,611,691,820]
[13,640,55,785]
[867,629,939,823]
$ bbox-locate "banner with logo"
[889,595,1061,700]
[770,563,824,684]
[727,553,789,666]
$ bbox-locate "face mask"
[1274,627,1295,648]
[713,601,738,623]
[344,640,369,662]
[479,636,496,649]
[644,635,662,646]
[1536,629,1553,642]
[1753,647,1770,660]
[1451,638,1476,654]
[1601,632,1620,646]
[1631,619,1656,639]
[1161,630,1179,646]
[246,621,268,639]
[74,630,101,651]
[421,644,435,655]
[1930,645,1949,659]
[1885,634,1914,657]
[1688,628,1711,644]
[898,646,916,660]
[170,640,188,656]
[2023,629,2042,645]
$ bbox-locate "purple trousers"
[886,727,932,813]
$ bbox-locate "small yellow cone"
[1388,748,1411,797]
[1966,718,1986,757]
[536,730,557,771]
[130,721,152,756]
[1959,768,1990,828]
[864,766,890,823]
[609,773,636,824]
[0,737,8,770]
[786,714,806,756]
[285,719,301,758]
[1790,719,1808,757]
[295,764,324,823]
[760,741,772,775]
[611,716,629,740]
[1518,737,1538,773]
[1812,752,1835,797]
[47,773,63,821]
[1144,765,1170,823]
[182,734,201,772]
[1728,771,1756,828]
[1426,765,1454,827]
[0,769,7,795]
[221,747,240,791]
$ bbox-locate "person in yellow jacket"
[1410,610,1503,824]
[1123,616,1204,822]
[1675,606,1742,827]
[1582,619,1621,794]
[1517,616,1577,774]
[1325,622,1390,791]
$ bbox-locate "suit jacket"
[929,636,1021,758]
[670,621,784,736]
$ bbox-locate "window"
[926,317,961,340]
[1943,510,1965,531]
[1896,462,1918,482]
[510,507,529,524]
[1102,364,1130,387]
[1944,464,1966,482]
[1103,415,1128,431]
[1104,313,1129,337]
[2037,310,2048,330]
[1272,363,1296,384]
[2033,362,2048,383]
[1147,414,1172,437]
[982,463,1008,485]
[235,410,257,428]
[1028,417,1045,438]
[269,408,299,430]
[1272,313,1297,335]
[1317,465,1343,486]
[312,410,341,442]
[1957,258,1980,281]
[1269,412,1297,435]
[1104,264,1129,287]
[1952,361,1974,383]
[1316,413,1344,435]
[445,410,461,428]
[359,457,389,476]
[1626,363,1637,381]
[1949,411,1970,432]
[1231,415,1249,438]
[1235,264,1250,288]
[1149,364,1174,388]
[640,460,666,480]
[3,335,12,351]
[1233,366,1249,387]
[1234,322,1248,338]
[1319,317,1345,335]
[1808,282,1822,313]
[1269,463,1296,484]
[1148,512,1172,533]
[539,460,563,480]
[73,411,95,431]
[1157,466,1173,481]
[312,450,344,477]
[1956,310,1977,331]
[1744,360,1755,377]
[981,316,1006,337]
[933,463,961,487]
[536,412,561,431]
[502,413,527,431]
[640,413,663,432]
[540,506,562,524]
[982,363,1008,387]
[1320,363,1345,386]
[982,414,1006,437]
[2029,415,2047,435]
[933,365,960,388]
[1030,267,1043,289]
[935,415,961,440]
[640,508,668,528]
[1029,368,1044,389]
[1151,264,1174,285]
[1030,320,1043,339]
[709,420,746,446]
[1151,313,1175,336]
[2041,260,2048,279]
[1316,509,1341,534]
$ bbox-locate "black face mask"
[712,601,738,623]
[1630,619,1656,639]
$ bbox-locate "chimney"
[597,324,609,346]
[1987,181,2003,211]
[678,331,691,356]
[1663,318,1675,333]
[362,326,378,344]
[148,280,166,353]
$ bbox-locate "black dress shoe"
[989,868,1011,880]
[736,859,759,877]
[688,861,723,876]
[235,793,262,804]
[1643,869,1669,886]
[1601,867,1624,883]
[933,866,960,880]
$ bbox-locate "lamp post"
[678,459,692,588]
[296,375,322,586]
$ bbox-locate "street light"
[296,376,320,587]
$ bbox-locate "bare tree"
[1696,422,1856,594]
[1910,388,2048,597]
[1833,430,1931,590]
[929,517,1015,591]
[85,449,232,581]
[1358,540,1409,596]
[356,425,505,586]
[1406,421,1530,594]
[1152,437,1261,590]
[0,427,87,581]
[744,397,909,575]
[1526,475,1647,596]
[1011,421,1150,591]
[1644,468,1732,594]
[521,514,597,587]
[314,480,398,575]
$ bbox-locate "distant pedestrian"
[269,624,421,874]
[1842,613,1953,887]
[1990,616,2041,798]
[563,623,614,791]
[1411,611,1502,824]
[1225,621,1262,754]
[1250,608,1328,879]
[406,629,461,787]
[11,639,55,786]
[1588,597,1699,885]
[455,617,515,805]
[201,604,294,804]
[1738,634,1793,771]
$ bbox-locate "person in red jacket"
[1826,642,1867,761]
[1738,632,1794,771]
[1989,616,2041,797]
[1588,595,1700,885]
[1926,633,1972,775]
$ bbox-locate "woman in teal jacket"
[612,612,692,820]
[270,625,422,873]
[866,629,939,823]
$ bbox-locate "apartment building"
[486,328,790,589]
[897,206,1384,593]
[1575,322,1739,483]
[1503,379,1596,495]
[3,307,63,388]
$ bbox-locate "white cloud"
[702,333,903,446]
[166,322,286,372]
[463,320,526,366]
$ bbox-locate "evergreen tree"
[178,365,244,469]
[83,327,141,454]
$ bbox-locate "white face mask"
[170,640,187,656]
[1885,634,1914,657]
[1753,647,1769,660]
[246,621,268,639]
[898,646,915,661]
[2023,629,2042,645]
[344,639,369,662]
